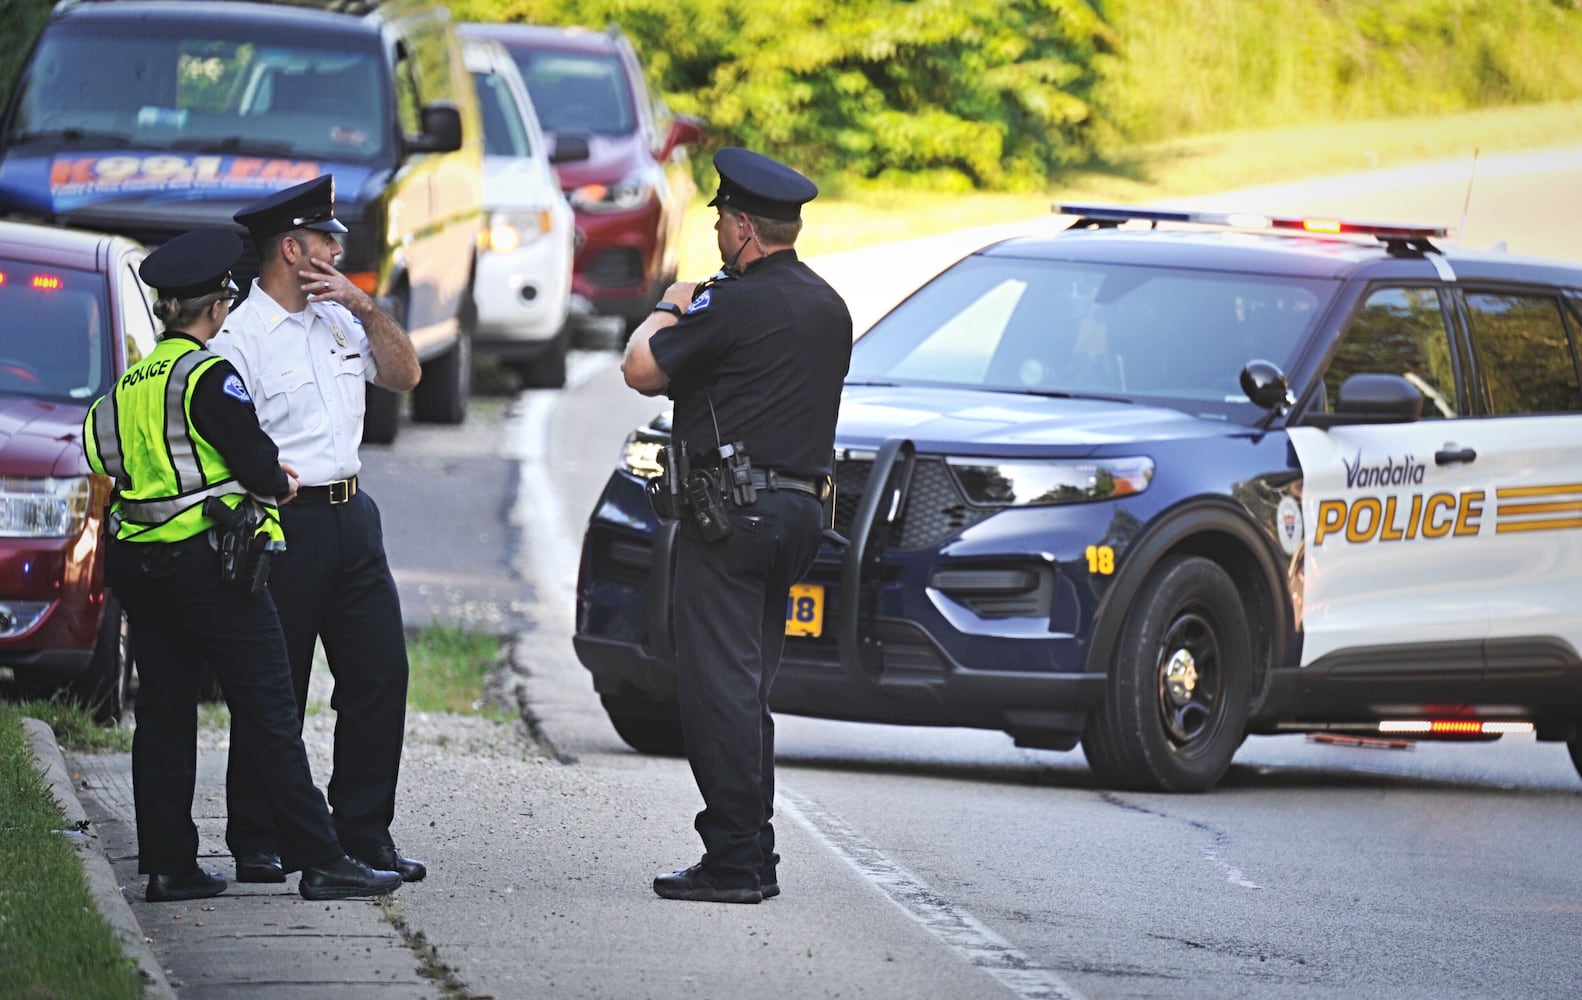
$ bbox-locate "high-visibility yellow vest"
[83,338,284,545]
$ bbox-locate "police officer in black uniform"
[83,230,401,903]
[623,147,853,904]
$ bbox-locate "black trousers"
[107,534,340,875]
[671,489,823,888]
[226,490,409,857]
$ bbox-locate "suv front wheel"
[1081,555,1251,792]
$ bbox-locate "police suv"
[574,205,1582,792]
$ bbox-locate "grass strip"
[0,701,143,999]
[405,626,512,721]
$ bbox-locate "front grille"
[833,457,993,551]
[585,248,644,289]
[785,618,949,677]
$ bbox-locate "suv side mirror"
[658,114,706,161]
[1304,373,1423,428]
[407,102,462,153]
[1239,359,1290,410]
[550,132,591,164]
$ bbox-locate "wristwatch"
[652,301,685,318]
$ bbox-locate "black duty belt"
[294,476,358,505]
[748,469,824,498]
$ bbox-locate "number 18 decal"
[1085,545,1115,575]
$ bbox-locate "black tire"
[513,328,569,389]
[69,595,133,724]
[600,693,685,756]
[364,291,407,444]
[364,385,402,445]
[1568,735,1582,784]
[411,330,472,424]
[1081,555,1251,793]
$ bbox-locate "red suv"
[465,23,704,333]
[0,220,147,722]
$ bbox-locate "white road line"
[778,785,1086,1000]
[507,351,613,602]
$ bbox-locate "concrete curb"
[22,718,176,999]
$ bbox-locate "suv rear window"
[0,257,110,402]
[512,51,634,135]
[10,19,390,161]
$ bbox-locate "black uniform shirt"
[648,250,852,477]
[171,333,292,499]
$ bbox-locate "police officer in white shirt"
[211,175,428,885]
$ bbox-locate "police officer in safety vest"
[83,228,402,904]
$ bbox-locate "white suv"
[461,36,576,387]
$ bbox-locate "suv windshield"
[511,50,634,135]
[0,257,111,402]
[9,19,390,161]
[850,254,1334,422]
[471,70,534,158]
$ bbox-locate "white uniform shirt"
[211,280,379,486]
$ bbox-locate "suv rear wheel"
[1082,555,1250,792]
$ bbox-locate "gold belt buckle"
[328,478,355,504]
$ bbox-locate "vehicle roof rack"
[1053,202,1450,255]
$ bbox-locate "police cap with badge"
[707,147,819,221]
[139,229,242,302]
[233,174,349,243]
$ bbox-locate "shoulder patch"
[222,373,252,403]
[686,289,712,314]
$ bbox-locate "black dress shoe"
[146,869,227,903]
[653,864,762,904]
[234,850,285,884]
[353,845,426,882]
[299,855,402,901]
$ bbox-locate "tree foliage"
[455,0,1116,193]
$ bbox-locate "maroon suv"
[465,23,704,333]
[0,220,150,722]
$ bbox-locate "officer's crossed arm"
[622,280,697,396]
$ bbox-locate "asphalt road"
[358,149,1582,999]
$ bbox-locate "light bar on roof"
[1054,202,1449,241]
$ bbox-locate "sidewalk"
[42,730,438,999]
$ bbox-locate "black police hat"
[233,174,349,242]
[706,147,818,221]
[138,229,242,300]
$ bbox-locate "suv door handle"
[1435,447,1477,465]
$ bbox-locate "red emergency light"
[31,274,62,291]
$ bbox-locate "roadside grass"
[0,701,144,999]
[677,100,1582,278]
[405,625,514,722]
[194,625,514,728]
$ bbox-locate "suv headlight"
[0,476,91,537]
[482,209,552,252]
[568,171,656,213]
[946,457,1153,506]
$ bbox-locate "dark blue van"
[0,0,485,442]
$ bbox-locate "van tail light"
[345,271,378,296]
